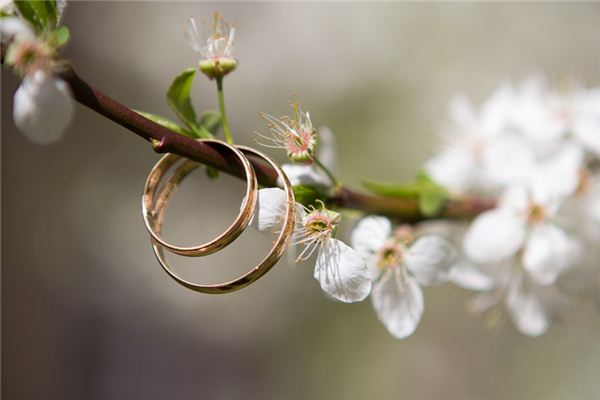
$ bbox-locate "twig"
[55,64,495,221]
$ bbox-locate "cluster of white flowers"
[254,106,458,339]
[424,78,600,336]
[1,2,73,144]
[256,81,599,338]
[5,5,598,338]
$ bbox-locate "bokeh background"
[3,2,600,399]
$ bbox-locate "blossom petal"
[448,259,495,291]
[279,164,329,187]
[522,224,573,285]
[13,71,73,144]
[505,276,548,336]
[351,216,391,257]
[532,142,584,201]
[425,148,476,193]
[371,269,424,339]
[463,209,526,264]
[0,17,35,43]
[483,135,535,188]
[405,235,456,286]
[314,238,371,303]
[574,98,600,156]
[480,83,518,136]
[249,188,297,233]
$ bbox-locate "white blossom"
[2,15,74,144]
[251,188,371,303]
[352,216,455,339]
[425,85,536,194]
[463,184,579,286]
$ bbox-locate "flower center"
[286,127,316,158]
[527,203,546,224]
[576,169,590,196]
[10,41,52,75]
[303,209,337,237]
[377,239,405,269]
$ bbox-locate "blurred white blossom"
[13,69,74,144]
[425,77,600,336]
[2,11,73,144]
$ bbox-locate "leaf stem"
[216,76,233,144]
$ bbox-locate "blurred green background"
[2,2,600,399]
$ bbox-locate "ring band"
[148,145,296,294]
[142,139,258,257]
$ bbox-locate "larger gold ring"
[149,146,296,294]
[142,139,258,257]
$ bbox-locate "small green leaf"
[31,0,57,27]
[167,68,202,134]
[14,1,42,31]
[199,110,221,135]
[205,167,219,179]
[362,180,421,198]
[293,185,325,207]
[135,110,195,138]
[49,25,69,47]
[418,187,448,217]
[364,172,449,217]
[14,0,58,31]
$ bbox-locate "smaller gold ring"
[142,139,258,257]
[149,146,296,294]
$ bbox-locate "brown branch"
[57,64,495,221]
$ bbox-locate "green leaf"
[205,167,219,179]
[199,110,221,135]
[363,173,449,217]
[14,1,42,31]
[166,68,202,135]
[14,0,58,31]
[362,180,421,198]
[49,25,69,47]
[418,186,448,217]
[293,185,325,207]
[31,0,57,27]
[135,110,195,138]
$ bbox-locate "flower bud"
[198,57,237,80]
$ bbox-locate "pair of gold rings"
[142,139,296,294]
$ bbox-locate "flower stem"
[216,76,233,144]
[313,156,341,189]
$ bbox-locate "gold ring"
[149,145,296,294]
[142,139,258,257]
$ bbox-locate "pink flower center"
[286,128,315,157]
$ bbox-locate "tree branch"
[58,64,495,221]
